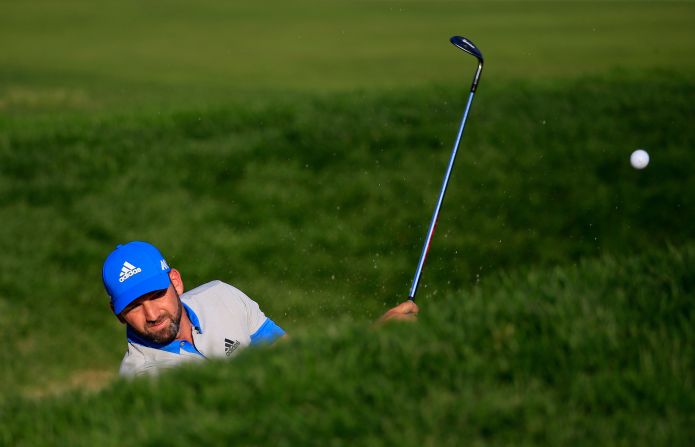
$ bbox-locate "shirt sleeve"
[250,318,286,345]
[218,281,285,341]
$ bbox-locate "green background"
[2,1,694,111]
[1,1,693,444]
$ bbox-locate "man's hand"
[377,300,420,324]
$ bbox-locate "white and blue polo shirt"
[119,280,285,377]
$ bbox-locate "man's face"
[120,284,183,344]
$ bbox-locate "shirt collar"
[183,302,202,334]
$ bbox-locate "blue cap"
[102,241,171,315]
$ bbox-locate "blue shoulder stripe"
[250,318,285,345]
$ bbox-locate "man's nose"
[141,300,158,320]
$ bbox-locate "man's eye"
[125,304,139,313]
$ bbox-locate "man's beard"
[132,298,183,344]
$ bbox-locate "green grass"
[1,1,694,114]
[1,0,694,443]
[2,243,693,446]
[1,72,693,400]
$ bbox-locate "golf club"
[408,36,484,300]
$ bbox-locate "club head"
[450,36,484,63]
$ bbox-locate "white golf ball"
[630,149,650,170]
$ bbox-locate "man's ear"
[110,302,126,324]
[169,268,184,295]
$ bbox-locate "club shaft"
[408,91,476,300]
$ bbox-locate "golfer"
[103,241,418,377]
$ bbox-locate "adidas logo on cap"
[119,261,142,283]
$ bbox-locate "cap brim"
[112,272,171,315]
